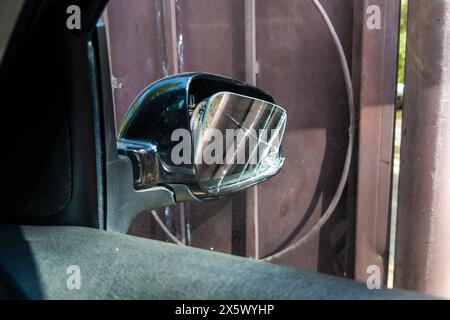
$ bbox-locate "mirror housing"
[118,73,287,201]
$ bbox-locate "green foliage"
[398,0,408,85]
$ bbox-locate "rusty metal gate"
[103,0,400,282]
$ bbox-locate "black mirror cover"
[118,73,279,200]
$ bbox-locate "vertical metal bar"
[395,0,450,298]
[179,202,187,245]
[100,8,118,131]
[244,0,259,259]
[164,207,176,238]
[352,0,401,285]
[160,0,186,243]
[245,0,257,84]
[162,0,179,75]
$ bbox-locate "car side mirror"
[117,73,287,201]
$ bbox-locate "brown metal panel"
[352,0,401,285]
[254,0,354,274]
[172,0,248,256]
[106,0,165,129]
[395,0,450,298]
[177,0,246,79]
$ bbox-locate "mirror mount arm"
[117,139,161,189]
[117,138,202,203]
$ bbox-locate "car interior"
[0,0,426,300]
